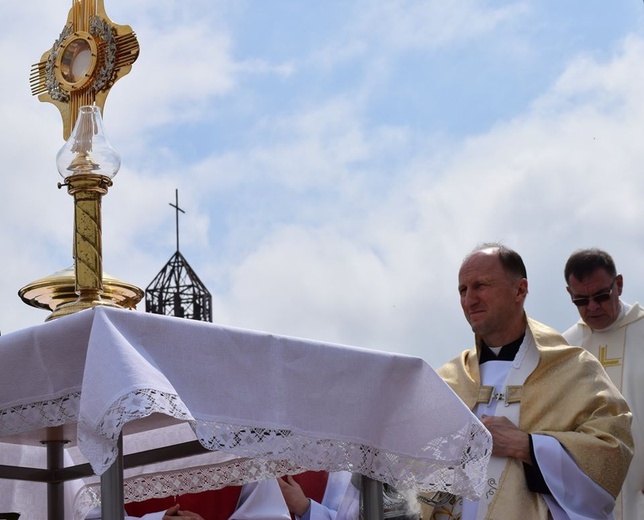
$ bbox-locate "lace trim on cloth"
[78,388,194,475]
[194,419,489,495]
[195,421,492,498]
[73,457,316,520]
[74,388,490,518]
[0,391,80,436]
[76,389,492,514]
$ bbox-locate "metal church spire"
[145,190,212,322]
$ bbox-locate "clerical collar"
[479,334,525,364]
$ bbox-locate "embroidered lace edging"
[0,391,81,436]
[74,389,491,518]
[77,388,194,475]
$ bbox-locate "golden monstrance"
[20,0,143,319]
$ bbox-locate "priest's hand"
[278,475,311,516]
[162,504,205,519]
[481,415,532,465]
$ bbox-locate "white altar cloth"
[0,307,491,517]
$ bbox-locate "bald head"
[458,245,528,346]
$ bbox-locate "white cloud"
[355,0,530,50]
[106,22,237,138]
[200,29,644,366]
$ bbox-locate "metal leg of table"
[101,434,124,520]
[362,476,384,520]
[45,440,65,520]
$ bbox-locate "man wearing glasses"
[563,248,644,520]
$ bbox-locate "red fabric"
[125,487,242,520]
[291,471,329,504]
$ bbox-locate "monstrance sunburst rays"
[30,0,139,140]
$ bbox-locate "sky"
[1,0,644,368]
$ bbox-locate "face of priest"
[566,268,623,331]
[458,248,528,346]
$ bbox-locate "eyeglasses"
[570,278,617,307]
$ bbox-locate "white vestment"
[564,301,644,520]
[297,471,360,520]
[462,331,615,519]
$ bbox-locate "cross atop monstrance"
[20,0,143,319]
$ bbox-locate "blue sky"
[2,0,644,367]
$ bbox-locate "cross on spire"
[169,189,185,252]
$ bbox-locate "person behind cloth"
[85,479,290,520]
[91,471,359,520]
[278,472,359,519]
[562,248,644,520]
[418,243,633,519]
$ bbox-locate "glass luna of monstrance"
[56,104,120,179]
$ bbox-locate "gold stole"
[579,322,628,520]
[474,333,539,520]
[581,327,626,390]
[422,333,540,520]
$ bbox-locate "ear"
[615,274,624,296]
[516,278,528,301]
[566,285,572,297]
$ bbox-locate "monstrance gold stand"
[17,2,142,519]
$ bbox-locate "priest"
[419,243,633,519]
[563,248,644,520]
